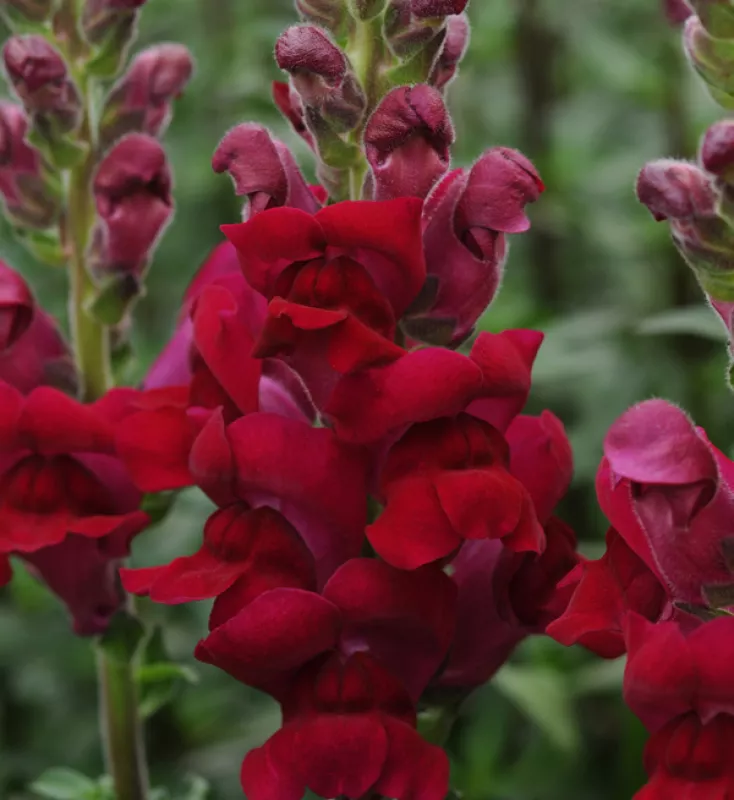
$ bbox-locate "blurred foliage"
[0,0,731,798]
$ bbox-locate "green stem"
[96,648,149,800]
[347,15,384,200]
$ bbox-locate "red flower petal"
[323,558,456,699]
[375,716,451,800]
[21,387,115,455]
[195,587,341,691]
[316,198,425,317]
[240,734,304,800]
[367,475,461,569]
[193,284,263,415]
[222,208,325,297]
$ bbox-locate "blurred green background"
[0,1,731,798]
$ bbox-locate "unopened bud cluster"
[0,0,192,324]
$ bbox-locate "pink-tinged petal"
[259,361,315,423]
[193,284,263,414]
[227,413,368,582]
[506,411,574,523]
[0,381,24,447]
[367,475,461,569]
[316,198,425,317]
[222,208,325,297]
[282,715,388,800]
[327,347,484,444]
[547,529,667,659]
[240,735,305,800]
[188,409,237,507]
[605,400,717,486]
[195,588,340,691]
[467,329,544,432]
[324,558,456,699]
[376,716,451,800]
[116,404,194,492]
[20,387,114,454]
[623,614,697,732]
[0,554,12,586]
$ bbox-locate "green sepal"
[86,17,137,79]
[13,227,66,267]
[27,126,88,170]
[86,273,143,326]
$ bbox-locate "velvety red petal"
[466,329,544,432]
[188,407,238,508]
[326,348,484,444]
[323,558,456,699]
[240,736,304,800]
[227,413,367,582]
[116,405,195,492]
[21,387,115,455]
[367,475,461,569]
[375,716,451,800]
[283,714,388,800]
[193,284,263,415]
[195,587,340,691]
[121,548,244,604]
[316,199,425,317]
[0,381,25,448]
[547,529,667,659]
[222,208,325,297]
[623,613,696,732]
[506,411,573,523]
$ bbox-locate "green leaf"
[493,664,581,753]
[177,776,210,800]
[140,491,179,526]
[637,306,728,341]
[31,767,97,800]
[97,610,145,664]
[136,627,198,719]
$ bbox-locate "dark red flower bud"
[91,133,173,279]
[409,148,543,345]
[2,36,80,133]
[212,124,320,218]
[365,84,454,201]
[637,159,734,303]
[0,260,76,394]
[662,0,692,23]
[637,160,716,222]
[1,0,56,23]
[0,260,33,351]
[411,0,468,17]
[275,25,366,132]
[0,101,60,228]
[100,44,193,148]
[385,0,444,58]
[429,12,470,89]
[701,120,734,185]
